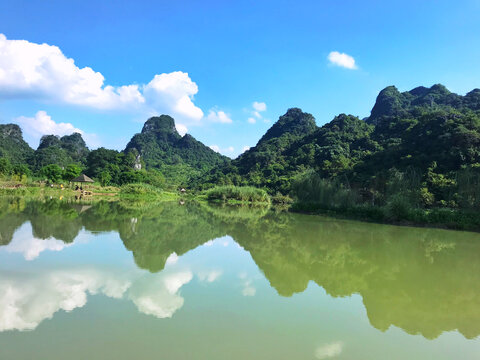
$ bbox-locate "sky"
[0,0,479,157]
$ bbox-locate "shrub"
[206,185,270,203]
[271,192,294,205]
[385,194,412,221]
[120,183,162,196]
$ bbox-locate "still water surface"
[0,198,480,359]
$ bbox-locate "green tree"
[99,170,112,186]
[63,164,82,181]
[40,164,64,183]
[0,158,12,175]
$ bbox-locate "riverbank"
[291,202,480,232]
[3,179,480,232]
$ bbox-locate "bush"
[385,194,413,221]
[40,164,63,183]
[271,192,294,205]
[206,185,270,203]
[120,183,162,196]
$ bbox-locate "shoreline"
[290,202,480,232]
[3,182,480,232]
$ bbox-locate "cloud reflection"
[0,267,194,331]
[2,223,75,260]
[239,272,256,296]
[314,342,343,359]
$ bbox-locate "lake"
[0,198,479,359]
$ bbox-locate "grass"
[0,179,119,199]
[120,183,162,196]
[205,185,271,204]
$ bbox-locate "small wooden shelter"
[72,174,94,193]
[72,174,94,183]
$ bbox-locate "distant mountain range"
[1,84,480,193]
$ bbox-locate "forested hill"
[125,115,228,171]
[199,84,480,196]
[32,133,89,171]
[0,124,34,165]
[0,115,230,186]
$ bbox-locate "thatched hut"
[72,174,94,192]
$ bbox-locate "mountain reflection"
[1,197,480,339]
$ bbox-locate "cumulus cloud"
[242,146,250,153]
[209,145,220,153]
[0,34,143,109]
[314,342,343,359]
[175,123,188,136]
[209,145,234,155]
[207,109,233,124]
[248,101,267,123]
[143,72,203,122]
[252,101,267,112]
[0,34,204,124]
[15,110,99,148]
[327,51,357,69]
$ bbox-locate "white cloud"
[327,51,357,69]
[0,34,143,109]
[209,145,234,155]
[143,72,203,123]
[252,101,267,112]
[315,342,343,359]
[248,101,267,122]
[242,146,250,153]
[175,123,188,136]
[209,144,220,153]
[0,34,204,125]
[15,110,100,148]
[207,109,233,124]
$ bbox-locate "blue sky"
[0,0,479,157]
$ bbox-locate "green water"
[0,198,480,359]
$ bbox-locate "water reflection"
[1,197,480,340]
[0,265,198,331]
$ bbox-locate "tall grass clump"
[291,170,359,209]
[120,183,162,197]
[206,185,270,203]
